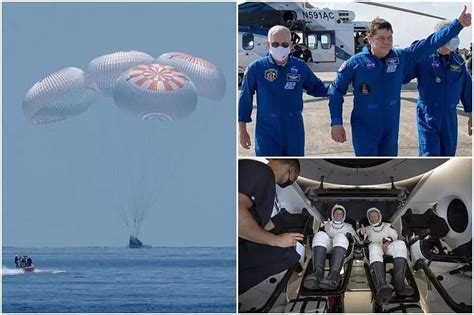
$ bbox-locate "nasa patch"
[287,73,301,82]
[366,61,376,70]
[264,69,278,82]
[290,66,299,73]
[387,64,397,73]
[359,83,371,95]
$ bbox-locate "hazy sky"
[3,3,236,247]
[311,1,472,49]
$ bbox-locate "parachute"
[23,67,98,125]
[87,51,154,95]
[113,64,197,120]
[23,51,223,124]
[155,52,226,100]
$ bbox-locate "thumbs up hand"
[357,224,366,237]
[458,5,472,27]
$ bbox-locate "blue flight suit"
[329,19,464,156]
[403,52,472,156]
[239,54,328,156]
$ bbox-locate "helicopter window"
[447,198,469,233]
[307,34,318,50]
[321,34,332,49]
[242,33,254,50]
[283,11,297,24]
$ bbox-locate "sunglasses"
[271,42,290,48]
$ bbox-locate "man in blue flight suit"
[403,20,472,156]
[239,25,329,156]
[329,6,471,156]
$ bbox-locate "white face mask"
[447,37,460,51]
[270,46,291,62]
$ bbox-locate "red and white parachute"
[24,51,224,124]
[155,52,225,100]
[87,51,154,96]
[23,67,98,125]
[113,64,197,121]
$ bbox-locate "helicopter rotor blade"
[358,2,447,20]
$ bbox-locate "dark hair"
[276,159,300,173]
[367,17,393,38]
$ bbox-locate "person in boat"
[26,257,33,267]
[18,256,30,268]
[19,256,26,268]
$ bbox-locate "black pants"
[239,211,312,294]
[239,239,300,295]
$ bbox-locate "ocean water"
[2,247,235,312]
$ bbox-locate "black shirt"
[302,49,312,63]
[238,160,301,294]
[238,159,275,228]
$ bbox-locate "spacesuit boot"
[304,246,326,290]
[393,257,414,296]
[370,261,392,305]
[319,246,346,290]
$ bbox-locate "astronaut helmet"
[367,207,382,226]
[331,204,346,225]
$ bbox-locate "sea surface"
[2,247,235,312]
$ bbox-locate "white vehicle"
[238,2,369,83]
[239,158,472,313]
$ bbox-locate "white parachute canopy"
[155,52,226,100]
[87,50,154,96]
[113,64,197,121]
[23,67,98,125]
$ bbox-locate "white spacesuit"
[304,204,357,290]
[361,207,414,305]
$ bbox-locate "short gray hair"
[267,25,291,41]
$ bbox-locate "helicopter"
[238,2,458,84]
